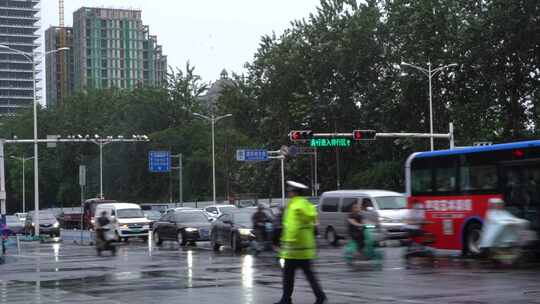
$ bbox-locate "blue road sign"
[236,149,268,162]
[149,150,171,172]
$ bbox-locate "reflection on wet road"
[0,240,539,304]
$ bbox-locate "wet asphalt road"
[1,238,540,304]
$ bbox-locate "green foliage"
[2,0,538,212]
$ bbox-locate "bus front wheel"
[463,222,482,257]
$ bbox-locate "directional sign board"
[79,165,86,186]
[149,150,171,172]
[236,149,268,162]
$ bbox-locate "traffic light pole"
[281,157,285,206]
[172,154,183,207]
[268,150,286,207]
[374,123,454,149]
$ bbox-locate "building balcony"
[0,23,39,29]
[2,0,39,3]
[0,32,39,38]
[0,95,33,100]
[0,86,33,90]
[0,6,39,12]
[0,41,40,50]
[0,77,33,82]
[0,15,39,21]
[0,68,39,74]
[0,59,40,65]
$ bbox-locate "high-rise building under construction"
[0,0,40,114]
[45,26,74,107]
[45,7,167,106]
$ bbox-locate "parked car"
[203,204,237,221]
[95,203,150,241]
[3,215,24,235]
[210,208,257,253]
[143,210,162,229]
[24,211,61,237]
[152,210,211,246]
[318,190,409,246]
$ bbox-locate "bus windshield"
[375,196,407,210]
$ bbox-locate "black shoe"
[314,295,327,304]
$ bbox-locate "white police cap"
[286,180,309,190]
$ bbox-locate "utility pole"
[172,154,183,207]
[10,156,34,213]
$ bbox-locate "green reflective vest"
[280,196,317,260]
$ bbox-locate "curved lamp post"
[193,113,233,203]
[401,61,457,151]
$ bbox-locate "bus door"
[500,160,540,232]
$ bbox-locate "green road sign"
[310,138,351,148]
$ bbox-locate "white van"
[318,190,408,245]
[94,203,150,241]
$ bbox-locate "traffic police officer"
[275,181,326,304]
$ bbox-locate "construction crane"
[59,0,64,27]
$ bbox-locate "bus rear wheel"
[463,222,482,257]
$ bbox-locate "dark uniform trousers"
[280,259,325,303]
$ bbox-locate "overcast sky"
[40,0,321,82]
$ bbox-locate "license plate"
[200,229,209,238]
[131,229,141,233]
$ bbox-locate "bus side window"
[412,169,432,194]
[435,166,456,192]
[460,165,497,192]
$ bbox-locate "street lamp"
[77,134,148,199]
[10,156,34,213]
[193,112,233,203]
[400,61,457,151]
[0,44,69,236]
[89,135,112,199]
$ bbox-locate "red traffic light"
[289,130,313,141]
[352,130,376,141]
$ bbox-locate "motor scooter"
[344,224,384,269]
[96,224,116,256]
[479,198,537,265]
